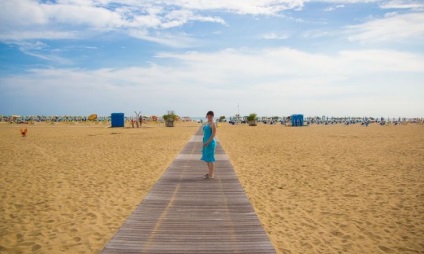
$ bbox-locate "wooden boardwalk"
[101,128,276,253]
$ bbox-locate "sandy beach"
[218,123,424,254]
[1,121,423,254]
[0,122,198,253]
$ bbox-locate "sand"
[218,123,424,254]
[0,121,199,253]
[1,121,423,254]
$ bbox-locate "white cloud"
[309,0,379,3]
[163,0,305,14]
[8,41,73,65]
[5,0,422,49]
[0,31,78,41]
[346,12,424,43]
[324,4,345,11]
[20,51,73,65]
[44,3,126,29]
[128,30,197,48]
[261,33,290,40]
[1,47,423,117]
[0,0,299,44]
[0,1,48,27]
[380,0,424,10]
[339,49,424,72]
[0,0,227,44]
[161,10,226,29]
[302,30,333,38]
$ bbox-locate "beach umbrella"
[88,114,98,121]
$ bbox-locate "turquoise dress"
[201,123,216,162]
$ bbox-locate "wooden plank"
[101,129,276,254]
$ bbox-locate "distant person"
[201,111,217,179]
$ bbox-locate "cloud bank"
[1,47,423,117]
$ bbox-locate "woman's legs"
[207,162,215,177]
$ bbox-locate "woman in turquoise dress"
[201,111,217,179]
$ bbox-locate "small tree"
[219,116,226,122]
[247,113,257,126]
[163,110,178,127]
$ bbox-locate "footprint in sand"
[378,245,393,253]
[32,244,41,252]
[16,233,24,242]
[87,212,98,224]
[339,224,349,230]
[87,212,97,220]
[73,237,81,242]
[93,232,104,241]
[330,230,344,237]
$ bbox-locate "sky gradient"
[1,0,423,117]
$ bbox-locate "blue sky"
[0,0,423,117]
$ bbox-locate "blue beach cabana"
[111,113,125,127]
[291,114,304,126]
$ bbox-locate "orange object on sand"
[20,128,28,137]
[88,114,97,121]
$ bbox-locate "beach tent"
[291,114,304,126]
[111,113,125,127]
[11,115,21,123]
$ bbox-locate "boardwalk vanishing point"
[102,127,276,253]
